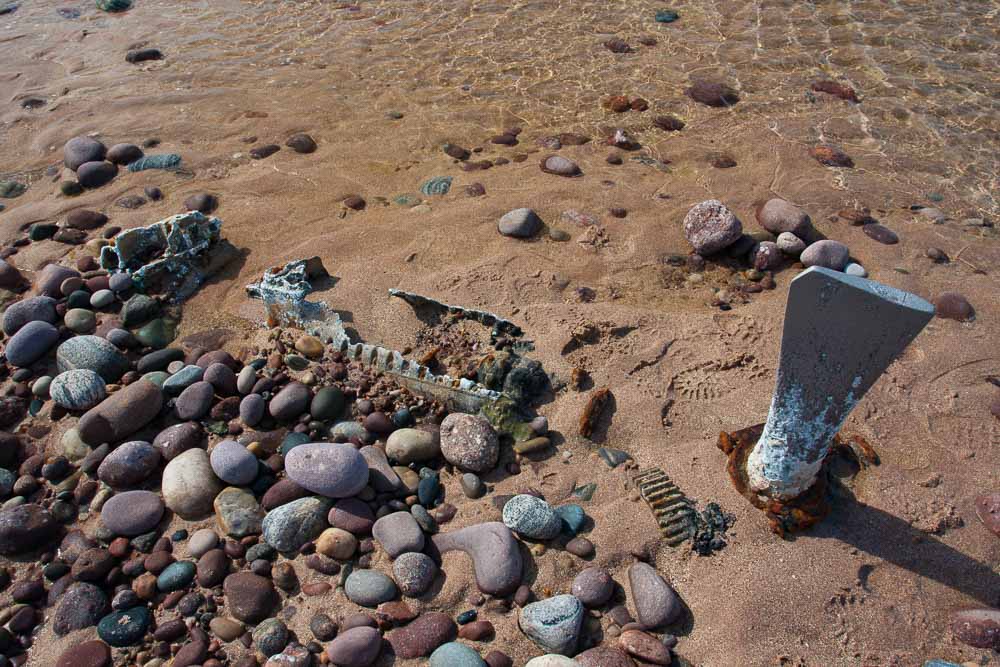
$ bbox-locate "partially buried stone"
[683,200,743,255]
[387,611,457,658]
[96,0,132,11]
[498,208,542,238]
[184,193,218,213]
[250,144,280,160]
[686,79,739,106]
[286,133,317,153]
[934,292,974,322]
[106,143,144,164]
[540,155,581,176]
[974,492,1000,537]
[519,594,584,655]
[55,640,111,667]
[78,161,118,188]
[863,223,899,244]
[951,608,1000,650]
[810,144,854,168]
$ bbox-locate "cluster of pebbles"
[0,132,689,667]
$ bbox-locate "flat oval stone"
[619,628,672,664]
[326,626,382,666]
[628,562,681,628]
[502,494,561,540]
[571,567,614,607]
[55,640,112,667]
[497,208,542,238]
[187,528,219,558]
[519,594,584,655]
[574,647,635,667]
[268,382,311,421]
[862,223,899,245]
[50,369,106,410]
[386,428,439,464]
[430,522,521,596]
[210,439,258,486]
[65,308,96,333]
[345,569,397,607]
[98,440,160,488]
[175,381,214,420]
[756,198,813,238]
[53,582,109,636]
[285,442,369,498]
[540,155,580,176]
[372,511,425,558]
[328,497,375,534]
[387,611,457,658]
[157,560,196,591]
[162,365,204,395]
[800,239,850,271]
[78,161,118,189]
[240,394,266,426]
[152,421,204,460]
[6,320,59,367]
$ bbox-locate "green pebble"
[134,318,176,349]
[0,181,26,199]
[97,607,150,647]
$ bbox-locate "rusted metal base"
[717,424,878,537]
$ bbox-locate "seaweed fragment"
[127,154,181,173]
[419,176,452,196]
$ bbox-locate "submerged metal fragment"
[389,289,527,342]
[100,211,228,301]
[635,467,734,553]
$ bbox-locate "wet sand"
[1,1,999,665]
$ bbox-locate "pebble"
[223,571,279,623]
[541,155,581,176]
[502,494,562,540]
[628,562,681,628]
[316,527,358,559]
[810,144,854,167]
[329,497,375,534]
[97,606,151,646]
[757,198,812,238]
[269,381,311,420]
[392,551,437,596]
[187,528,219,557]
[440,413,499,472]
[204,362,238,395]
[153,421,204,460]
[572,567,614,606]
[951,608,1000,650]
[460,472,486,499]
[524,657,577,667]
[863,223,899,244]
[776,231,806,256]
[55,640,111,667]
[184,193,218,213]
[157,560,196,591]
[311,386,345,420]
[176,381,214,420]
[3,295,58,335]
[429,642,486,667]
[373,511,425,558]
[210,439,258,485]
[386,428,439,463]
[619,628,672,664]
[78,161,118,188]
[844,262,867,277]
[6,320,59,367]
[361,445,403,493]
[934,292,975,322]
[53,582,109,635]
[801,239,850,271]
[285,442,369,498]
[64,136,107,170]
[387,611,457,658]
[519,594,584,655]
[497,208,542,238]
[683,200,743,255]
[196,549,230,587]
[98,440,160,488]
[240,393,266,426]
[262,496,329,552]
[162,364,204,395]
[752,241,782,270]
[214,486,264,537]
[78,378,163,445]
[161,448,225,519]
[459,620,494,640]
[65,308,96,333]
[431,522,522,595]
[326,626,383,666]
[106,143,143,164]
[286,133,317,153]
[209,617,244,641]
[253,617,289,657]
[50,369,106,410]
[90,289,115,309]
[345,569,398,607]
[686,79,739,106]
[37,263,81,297]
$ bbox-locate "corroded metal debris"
[389,288,529,346]
[634,468,734,554]
[100,211,230,301]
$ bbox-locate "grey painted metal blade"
[747,267,934,499]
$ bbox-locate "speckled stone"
[519,595,584,655]
[285,442,369,498]
[440,413,499,473]
[97,440,160,488]
[429,642,486,667]
[393,551,437,596]
[571,567,614,607]
[344,569,398,607]
[262,496,329,553]
[683,200,743,256]
[56,335,129,382]
[502,494,561,540]
[50,369,106,410]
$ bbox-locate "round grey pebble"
[502,494,562,540]
[90,290,115,309]
[50,369,107,410]
[392,551,437,597]
[344,569,398,607]
[498,208,542,238]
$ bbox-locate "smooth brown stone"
[620,629,672,664]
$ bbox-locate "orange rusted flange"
[717,424,878,537]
